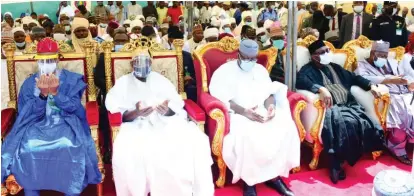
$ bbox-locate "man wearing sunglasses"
[296,40,384,184]
[209,39,299,196]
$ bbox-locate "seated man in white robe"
[355,40,414,165]
[106,52,214,196]
[209,39,300,196]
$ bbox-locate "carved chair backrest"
[193,37,277,95]
[2,41,97,109]
[342,35,405,71]
[283,35,353,72]
[102,37,186,98]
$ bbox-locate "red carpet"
[15,152,411,196]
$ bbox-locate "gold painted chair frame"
[1,41,104,196]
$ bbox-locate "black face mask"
[385,7,394,15]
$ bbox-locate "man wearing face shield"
[105,52,214,196]
[355,40,414,165]
[370,1,407,47]
[209,39,299,196]
[1,37,102,196]
[296,40,384,184]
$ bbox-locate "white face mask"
[15,41,26,47]
[353,5,364,13]
[240,60,256,72]
[392,8,397,16]
[53,33,66,41]
[374,57,387,68]
[114,44,123,52]
[64,26,71,32]
[319,52,333,65]
[38,62,57,75]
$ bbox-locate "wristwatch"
[39,94,48,100]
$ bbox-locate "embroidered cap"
[34,37,59,60]
[372,40,390,53]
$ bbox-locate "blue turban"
[239,39,259,58]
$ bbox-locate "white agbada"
[209,61,300,186]
[106,72,214,196]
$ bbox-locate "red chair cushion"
[201,49,239,87]
[86,101,99,126]
[1,108,16,138]
[108,112,122,127]
[184,99,206,122]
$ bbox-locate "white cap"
[204,27,219,38]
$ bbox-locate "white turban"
[136,15,145,21]
[44,14,49,18]
[12,27,25,35]
[204,27,219,39]
[211,17,221,27]
[264,19,273,30]
[124,19,132,25]
[22,16,33,25]
[4,12,12,18]
[230,18,236,24]
[256,27,266,35]
[130,19,143,30]
[242,11,253,21]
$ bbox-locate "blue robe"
[1,69,101,195]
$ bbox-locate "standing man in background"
[143,1,158,20]
[370,1,408,47]
[340,1,374,47]
[94,1,110,19]
[127,1,143,19]
[56,1,74,23]
[113,1,127,24]
[167,1,182,25]
[157,1,168,25]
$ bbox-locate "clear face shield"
[132,54,151,78]
[38,58,58,75]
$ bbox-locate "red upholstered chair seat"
[1,108,16,139]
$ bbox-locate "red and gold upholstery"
[101,37,206,145]
[193,37,307,187]
[282,35,391,170]
[1,39,105,196]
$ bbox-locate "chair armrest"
[184,99,206,122]
[287,91,307,142]
[1,108,16,140]
[86,101,99,126]
[350,85,390,129]
[198,91,230,188]
[296,90,326,144]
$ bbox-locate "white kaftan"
[209,61,300,186]
[106,72,214,196]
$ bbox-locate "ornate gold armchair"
[101,37,206,145]
[342,35,405,71]
[282,35,390,170]
[1,41,104,196]
[192,37,307,187]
